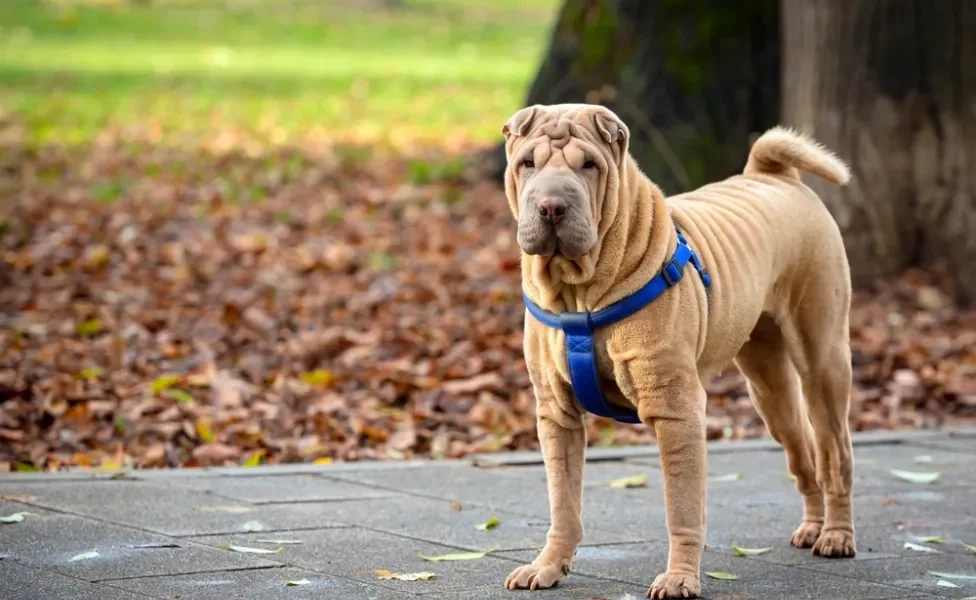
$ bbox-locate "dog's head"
[502,104,629,260]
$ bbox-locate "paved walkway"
[1,429,975,600]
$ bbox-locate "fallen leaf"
[0,495,37,502]
[76,319,103,337]
[705,571,738,580]
[221,544,282,554]
[937,580,961,588]
[732,545,771,556]
[312,457,333,466]
[0,512,35,524]
[242,449,266,467]
[963,542,976,553]
[69,550,99,562]
[904,542,940,553]
[196,421,214,443]
[607,474,648,489]
[475,517,499,531]
[890,469,941,484]
[418,548,496,562]
[709,473,743,483]
[930,571,976,580]
[241,520,265,532]
[164,389,194,405]
[150,374,181,394]
[375,569,437,581]
[299,370,333,387]
[910,535,944,544]
[254,539,303,545]
[284,579,311,586]
[450,500,463,512]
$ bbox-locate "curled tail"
[744,126,851,185]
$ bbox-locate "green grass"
[0,0,558,147]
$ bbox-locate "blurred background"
[0,0,973,471]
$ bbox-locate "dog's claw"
[812,528,856,558]
[790,520,823,548]
[647,571,700,599]
[504,562,566,590]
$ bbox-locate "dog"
[500,104,856,599]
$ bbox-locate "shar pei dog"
[500,104,855,598]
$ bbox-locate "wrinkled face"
[503,105,626,260]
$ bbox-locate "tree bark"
[782,0,976,302]
[485,0,779,194]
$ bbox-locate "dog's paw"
[812,528,856,558]
[790,520,823,548]
[504,561,568,591]
[647,571,700,599]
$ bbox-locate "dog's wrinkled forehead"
[502,104,628,157]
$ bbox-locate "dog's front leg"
[505,392,585,591]
[629,366,707,599]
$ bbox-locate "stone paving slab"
[2,429,974,600]
[231,494,638,551]
[793,553,976,599]
[500,544,933,599]
[0,479,347,536]
[106,566,415,600]
[161,473,392,504]
[0,511,278,581]
[186,527,529,597]
[0,561,157,600]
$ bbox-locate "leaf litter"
[0,137,974,472]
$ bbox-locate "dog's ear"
[592,108,629,157]
[502,106,540,139]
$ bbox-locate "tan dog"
[501,104,856,598]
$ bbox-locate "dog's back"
[666,128,852,377]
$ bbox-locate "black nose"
[538,197,566,224]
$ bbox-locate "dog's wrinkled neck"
[523,155,675,313]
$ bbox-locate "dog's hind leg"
[780,287,856,558]
[734,315,824,548]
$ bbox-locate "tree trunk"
[485,0,780,194]
[782,0,976,303]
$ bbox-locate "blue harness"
[522,228,711,424]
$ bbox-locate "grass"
[0,0,558,148]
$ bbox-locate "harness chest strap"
[522,227,711,424]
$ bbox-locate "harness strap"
[523,227,710,424]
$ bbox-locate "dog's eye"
[522,158,535,169]
[582,160,597,170]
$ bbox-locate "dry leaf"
[890,469,941,484]
[221,544,282,554]
[709,473,743,483]
[241,520,265,532]
[732,545,771,556]
[418,547,495,562]
[607,474,648,489]
[375,569,436,581]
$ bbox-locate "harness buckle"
[662,259,684,287]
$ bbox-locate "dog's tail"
[744,126,850,185]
